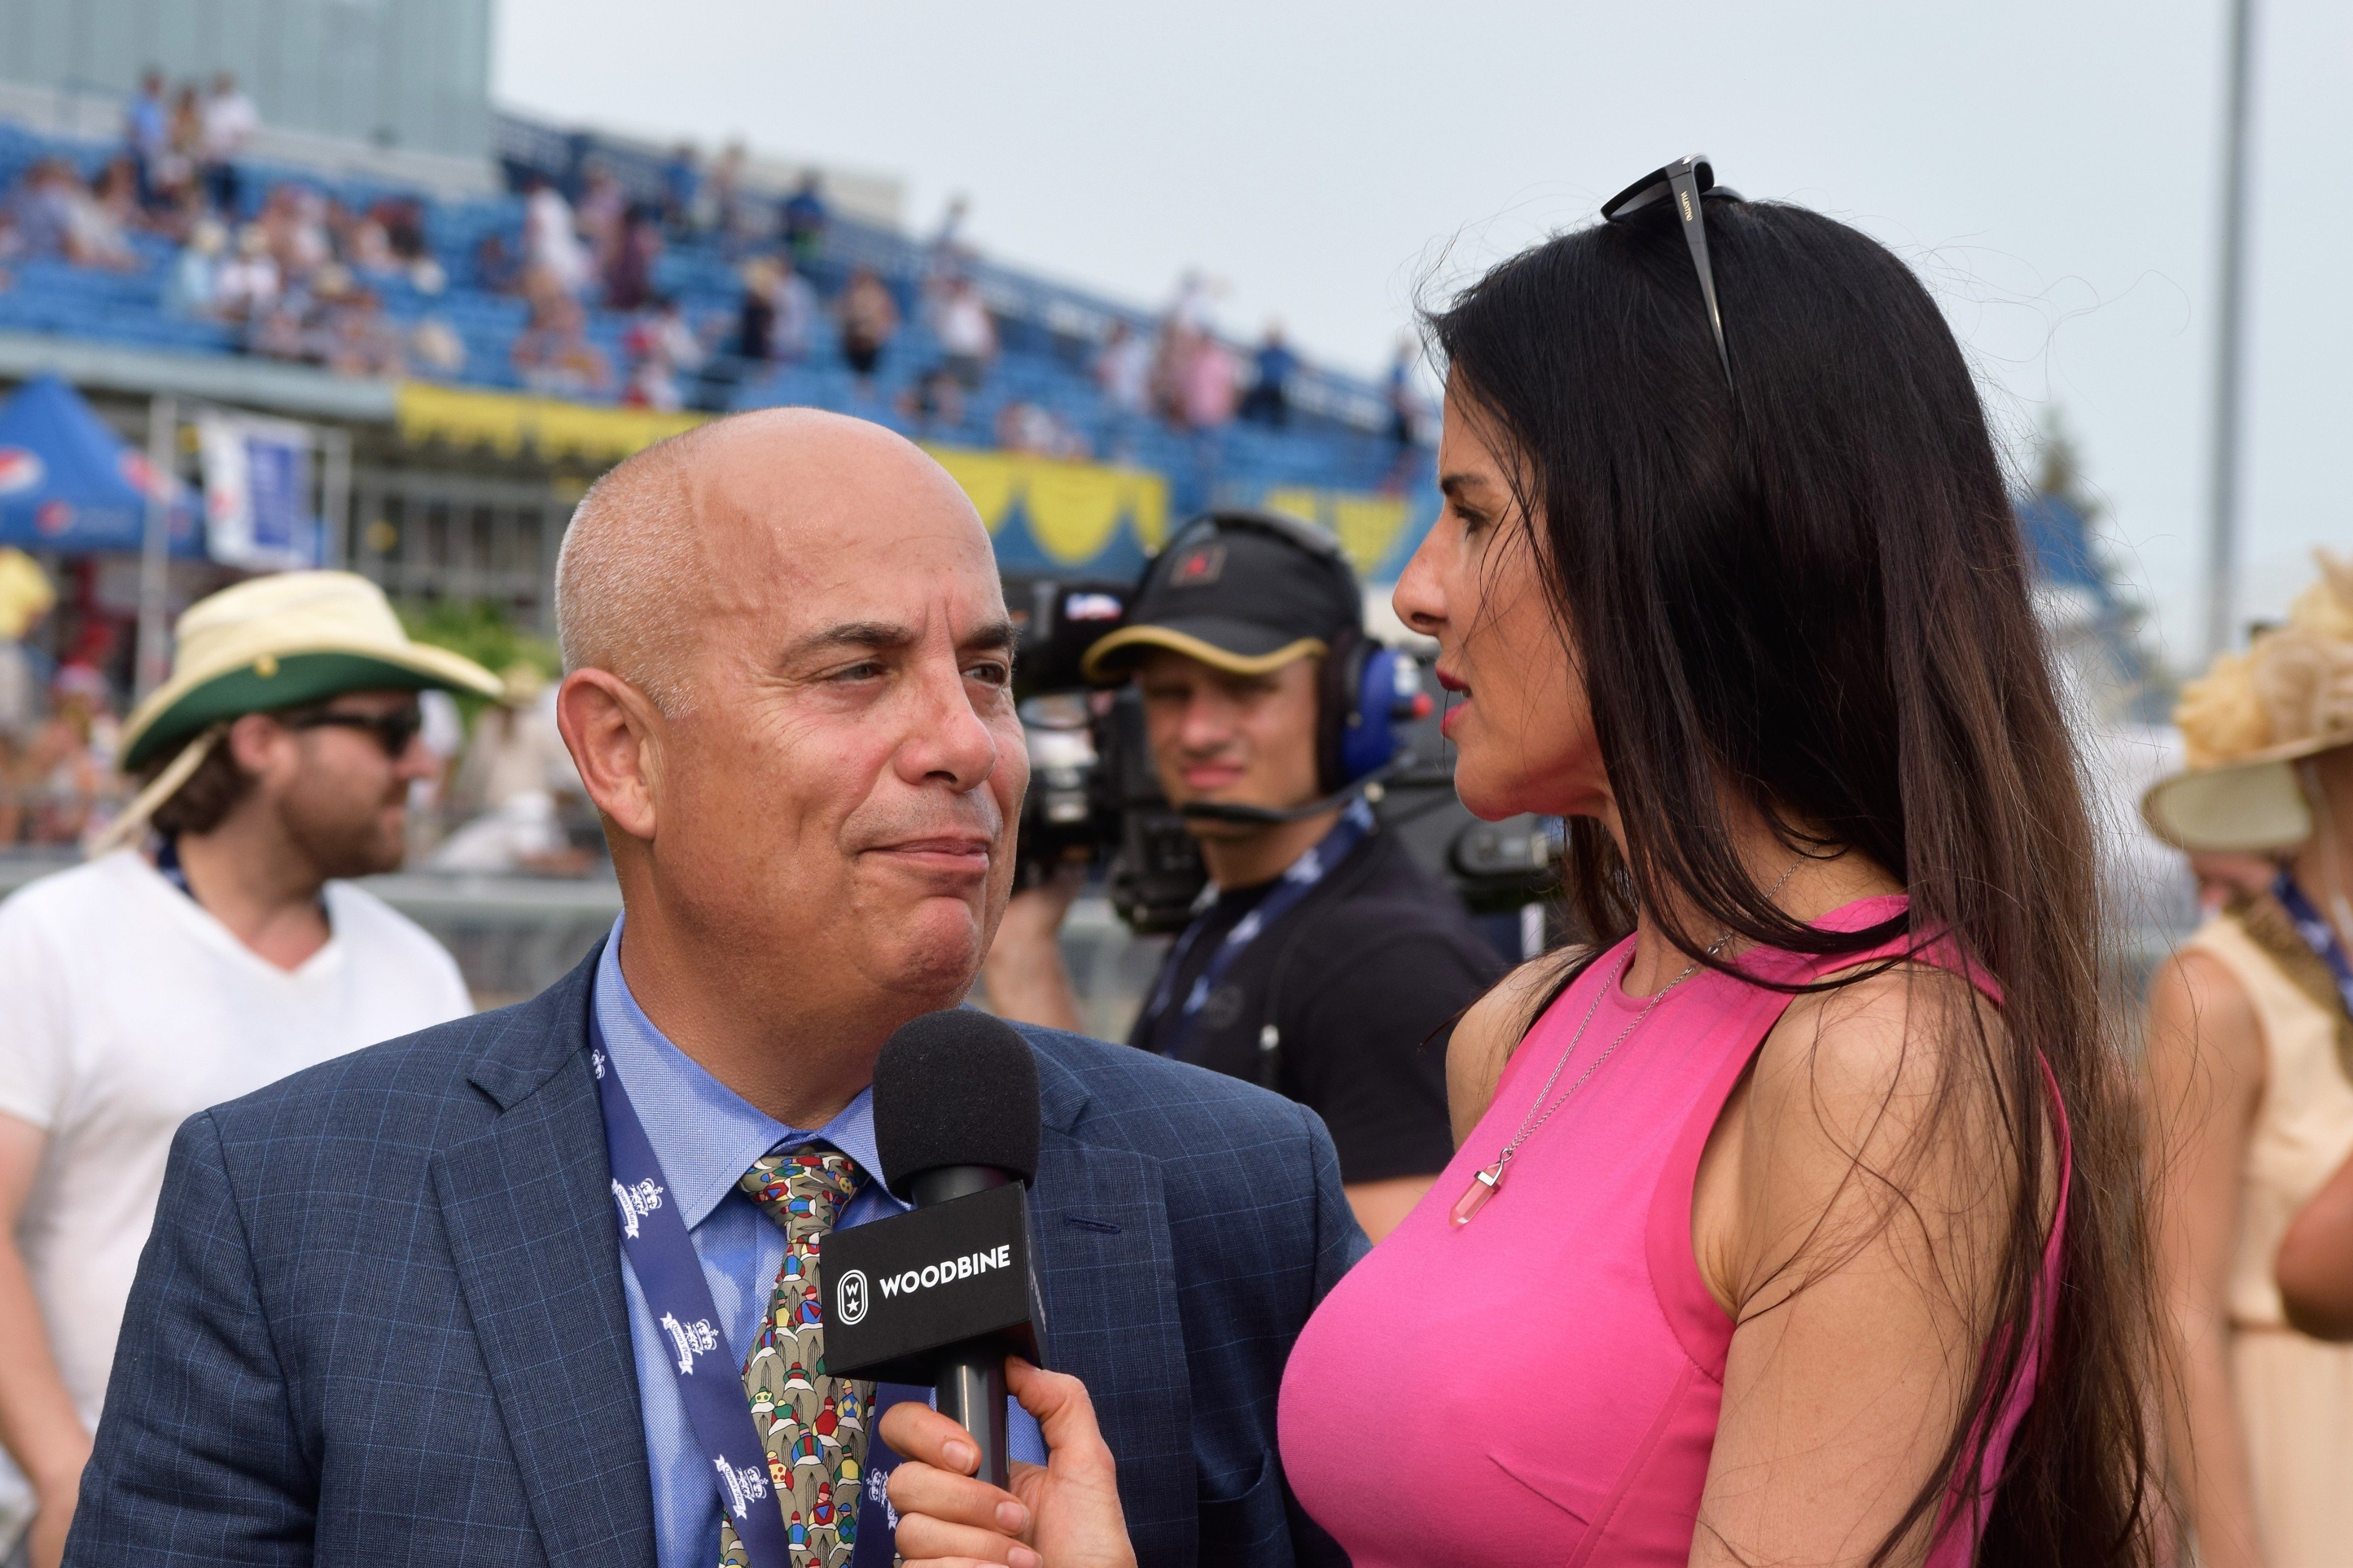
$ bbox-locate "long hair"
[1429,197,2158,1565]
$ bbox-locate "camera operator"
[986,511,1500,1240]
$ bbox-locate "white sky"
[492,0,2352,674]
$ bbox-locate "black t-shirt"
[1128,829,1503,1183]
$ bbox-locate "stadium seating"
[0,114,1424,532]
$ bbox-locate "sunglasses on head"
[283,704,425,759]
[1601,153,1744,390]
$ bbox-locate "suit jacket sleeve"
[1289,1099,1368,1567]
[65,1110,318,1566]
[1302,1099,1370,1306]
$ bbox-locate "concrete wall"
[0,0,493,159]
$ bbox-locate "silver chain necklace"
[1450,858,1804,1229]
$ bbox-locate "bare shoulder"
[1710,963,2027,1314]
[2146,945,2261,1068]
[1750,963,2004,1158]
[1446,949,1584,1147]
[2144,943,2265,1122]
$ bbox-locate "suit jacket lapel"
[1028,1049,1195,1566]
[434,949,658,1568]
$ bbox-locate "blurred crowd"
[0,79,1432,468]
[0,551,126,850]
[0,69,456,379]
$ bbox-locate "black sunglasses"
[1601,153,1743,389]
[283,705,425,759]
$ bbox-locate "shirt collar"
[592,916,888,1229]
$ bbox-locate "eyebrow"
[964,618,1019,654]
[786,617,1020,660]
[1438,471,1492,500]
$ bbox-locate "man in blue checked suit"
[65,410,1365,1568]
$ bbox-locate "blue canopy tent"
[0,374,198,555]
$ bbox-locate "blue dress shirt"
[595,920,1044,1568]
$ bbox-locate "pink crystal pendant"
[1451,1161,1505,1227]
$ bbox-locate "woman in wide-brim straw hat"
[2145,548,2353,1568]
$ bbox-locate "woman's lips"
[1436,668,1471,738]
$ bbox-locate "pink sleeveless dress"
[1277,895,2065,1565]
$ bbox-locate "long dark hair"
[1429,197,2158,1564]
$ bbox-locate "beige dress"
[2188,901,2353,1568]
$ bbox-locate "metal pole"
[2204,0,2258,661]
[320,426,352,569]
[134,395,178,701]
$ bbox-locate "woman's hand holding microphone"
[878,1358,1136,1568]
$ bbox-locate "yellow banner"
[925,446,1025,530]
[923,445,1169,565]
[387,397,1172,567]
[394,384,705,466]
[1262,487,1413,577]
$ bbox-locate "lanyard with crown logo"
[2274,871,2353,1020]
[591,1010,798,1568]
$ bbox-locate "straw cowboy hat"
[0,548,55,642]
[2143,549,2353,853]
[99,570,500,853]
[496,659,551,708]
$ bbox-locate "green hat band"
[124,652,453,772]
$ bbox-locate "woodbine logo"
[872,1243,1016,1306]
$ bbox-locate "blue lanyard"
[592,1013,919,1568]
[156,835,193,897]
[1141,798,1375,1060]
[591,1012,799,1568]
[2274,871,2353,1021]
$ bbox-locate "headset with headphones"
[1148,509,1429,827]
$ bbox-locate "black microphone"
[834,1010,1041,1489]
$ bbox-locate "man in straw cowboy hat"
[0,569,498,1568]
[2143,549,2353,1568]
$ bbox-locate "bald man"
[64,411,1360,1568]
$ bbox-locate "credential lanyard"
[593,1015,917,1568]
[591,1011,797,1568]
[2275,870,2353,1020]
[1142,797,1375,1060]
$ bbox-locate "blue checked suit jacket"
[64,944,1365,1567]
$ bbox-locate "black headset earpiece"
[1314,628,1364,796]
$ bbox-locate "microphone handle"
[935,1347,1012,1489]
[905,1164,1019,1490]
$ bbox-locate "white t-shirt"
[0,851,470,1531]
[199,91,258,160]
[938,291,997,358]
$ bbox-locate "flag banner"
[199,414,322,571]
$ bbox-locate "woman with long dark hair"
[877,160,2162,1567]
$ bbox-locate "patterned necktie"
[721,1147,871,1568]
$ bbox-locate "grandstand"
[0,87,2161,718]
[0,99,1437,651]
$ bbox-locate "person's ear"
[225,710,293,786]
[556,669,664,843]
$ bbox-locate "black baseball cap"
[1080,509,1361,683]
